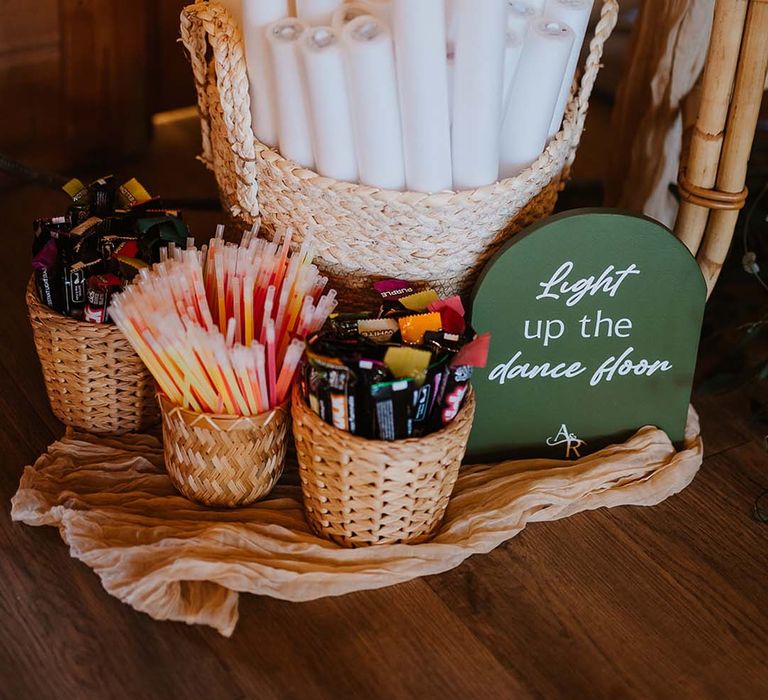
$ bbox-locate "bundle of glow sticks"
[109,225,337,415]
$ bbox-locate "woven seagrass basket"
[26,278,159,435]
[180,1,618,308]
[159,393,290,507]
[292,383,476,547]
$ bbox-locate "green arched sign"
[468,210,706,461]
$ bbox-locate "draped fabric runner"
[11,408,703,637]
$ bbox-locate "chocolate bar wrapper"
[69,217,104,258]
[32,239,63,311]
[91,176,116,216]
[306,356,356,433]
[116,256,149,281]
[62,256,103,318]
[354,359,391,438]
[34,268,62,311]
[308,329,385,365]
[83,274,122,324]
[116,178,152,209]
[328,313,372,339]
[99,235,140,261]
[412,356,450,437]
[62,265,87,318]
[371,378,415,441]
[358,317,399,343]
[32,217,67,256]
[62,178,92,226]
[436,365,473,427]
[373,278,417,302]
[137,216,190,262]
[422,330,466,356]
[373,278,419,315]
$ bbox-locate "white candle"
[392,0,453,192]
[507,1,537,35]
[243,0,289,147]
[451,0,507,190]
[502,29,525,120]
[504,2,535,119]
[301,26,358,182]
[266,18,315,169]
[499,19,574,178]
[445,0,457,124]
[342,16,406,190]
[545,0,594,136]
[512,0,545,13]
[296,0,343,25]
[445,0,458,47]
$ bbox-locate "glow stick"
[260,285,276,344]
[266,319,277,407]
[276,339,305,402]
[232,276,242,344]
[110,224,334,416]
[254,343,269,412]
[244,273,255,345]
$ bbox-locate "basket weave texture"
[26,279,159,435]
[159,393,289,507]
[180,1,619,307]
[292,384,476,547]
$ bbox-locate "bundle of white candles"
[224,0,594,192]
[110,226,337,416]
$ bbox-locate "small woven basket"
[159,393,290,507]
[180,1,619,307]
[291,384,476,547]
[26,278,159,435]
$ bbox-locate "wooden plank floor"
[1,116,767,700]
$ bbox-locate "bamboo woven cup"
[180,0,619,308]
[26,278,159,435]
[159,393,290,507]
[292,384,476,547]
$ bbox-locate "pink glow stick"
[225,317,236,348]
[232,276,242,344]
[260,285,275,345]
[276,339,305,403]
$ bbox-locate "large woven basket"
[180,1,619,307]
[26,279,159,435]
[292,383,476,547]
[159,393,290,507]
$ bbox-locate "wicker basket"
[159,393,290,507]
[291,383,476,547]
[180,1,619,307]
[26,279,159,435]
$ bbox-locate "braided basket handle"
[180,1,259,219]
[565,0,619,169]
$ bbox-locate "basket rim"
[252,132,570,204]
[26,276,126,338]
[158,391,290,428]
[291,381,475,448]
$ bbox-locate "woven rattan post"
[675,0,768,295]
